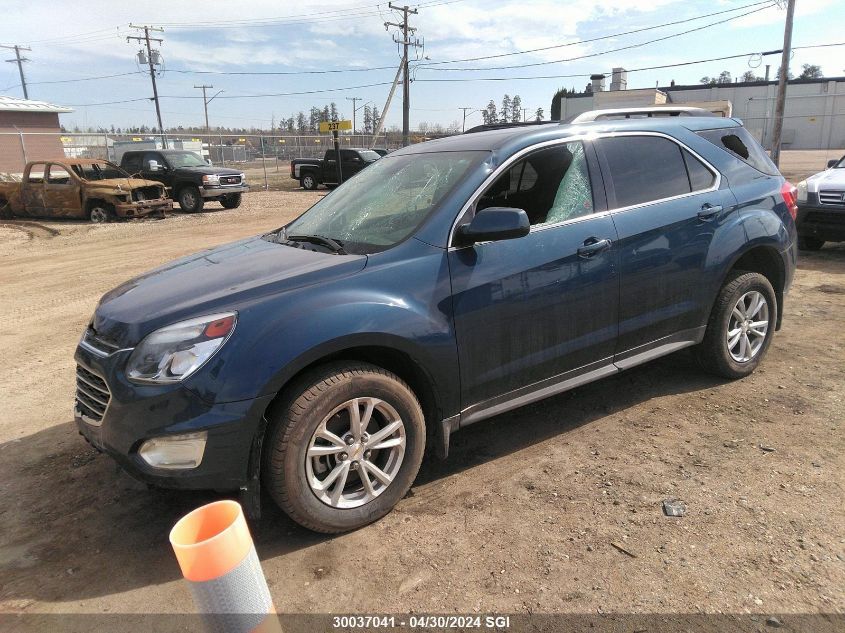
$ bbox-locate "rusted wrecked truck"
[0,159,172,222]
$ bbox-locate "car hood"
[85,177,165,190]
[806,168,845,191]
[173,166,243,176]
[93,236,366,346]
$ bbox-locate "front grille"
[219,175,242,186]
[81,327,120,356]
[132,186,164,202]
[75,365,111,425]
[818,190,845,206]
[804,211,845,227]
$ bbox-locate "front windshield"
[166,152,208,168]
[285,151,485,254]
[834,156,845,168]
[73,161,129,180]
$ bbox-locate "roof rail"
[463,121,557,134]
[568,106,719,123]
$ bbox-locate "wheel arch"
[724,244,786,330]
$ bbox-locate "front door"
[341,150,365,180]
[594,134,736,359]
[43,163,83,218]
[448,140,619,418]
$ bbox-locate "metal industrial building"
[0,96,73,173]
[556,69,845,151]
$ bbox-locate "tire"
[177,186,204,213]
[301,173,318,190]
[220,193,242,209]
[263,362,426,533]
[694,270,777,379]
[88,203,113,223]
[797,235,824,251]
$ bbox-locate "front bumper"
[114,199,172,218]
[797,203,845,241]
[201,184,249,198]
[73,342,273,490]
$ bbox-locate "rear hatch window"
[696,127,779,176]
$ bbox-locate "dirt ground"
[0,156,843,626]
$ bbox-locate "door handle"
[697,203,723,220]
[577,237,612,258]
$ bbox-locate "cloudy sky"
[1,0,843,131]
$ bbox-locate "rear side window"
[682,150,716,191]
[597,136,691,208]
[696,127,779,175]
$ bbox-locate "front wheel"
[178,186,204,213]
[300,173,318,190]
[797,235,824,251]
[263,362,425,533]
[220,193,242,209]
[88,204,113,223]
[694,271,777,379]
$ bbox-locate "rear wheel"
[301,173,318,190]
[797,235,824,251]
[263,362,425,533]
[220,193,242,209]
[694,271,777,379]
[178,186,204,213]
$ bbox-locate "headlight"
[240,172,246,182]
[796,179,808,203]
[126,312,236,384]
[202,174,220,185]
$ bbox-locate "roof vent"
[590,74,606,93]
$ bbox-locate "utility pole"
[1,45,31,99]
[127,24,166,147]
[346,96,361,133]
[770,0,795,167]
[460,107,471,132]
[386,3,421,146]
[194,84,223,136]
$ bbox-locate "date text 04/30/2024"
[332,615,512,629]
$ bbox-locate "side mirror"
[457,207,530,244]
[206,159,212,166]
[827,159,838,169]
[146,160,160,172]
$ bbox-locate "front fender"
[191,239,460,418]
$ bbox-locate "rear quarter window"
[696,127,779,176]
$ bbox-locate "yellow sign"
[60,137,70,142]
[319,120,352,133]
[132,137,143,141]
[238,138,246,142]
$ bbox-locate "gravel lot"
[0,171,843,626]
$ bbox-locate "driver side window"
[476,141,594,227]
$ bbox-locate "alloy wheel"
[305,397,406,509]
[727,290,769,362]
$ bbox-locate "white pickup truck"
[796,154,845,250]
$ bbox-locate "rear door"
[21,163,48,216]
[448,140,620,416]
[594,133,735,363]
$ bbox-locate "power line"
[417,0,775,67]
[27,71,145,85]
[416,3,777,72]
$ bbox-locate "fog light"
[139,431,208,469]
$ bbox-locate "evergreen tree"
[500,94,512,123]
[511,95,522,123]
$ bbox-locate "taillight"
[781,181,798,220]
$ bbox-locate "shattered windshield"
[285,151,485,254]
[73,162,129,180]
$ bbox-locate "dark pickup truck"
[290,148,380,190]
[120,150,249,212]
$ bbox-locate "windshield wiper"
[286,234,347,255]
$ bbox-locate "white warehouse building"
[556,69,845,151]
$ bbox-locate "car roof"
[389,116,742,158]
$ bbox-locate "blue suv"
[75,109,798,533]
